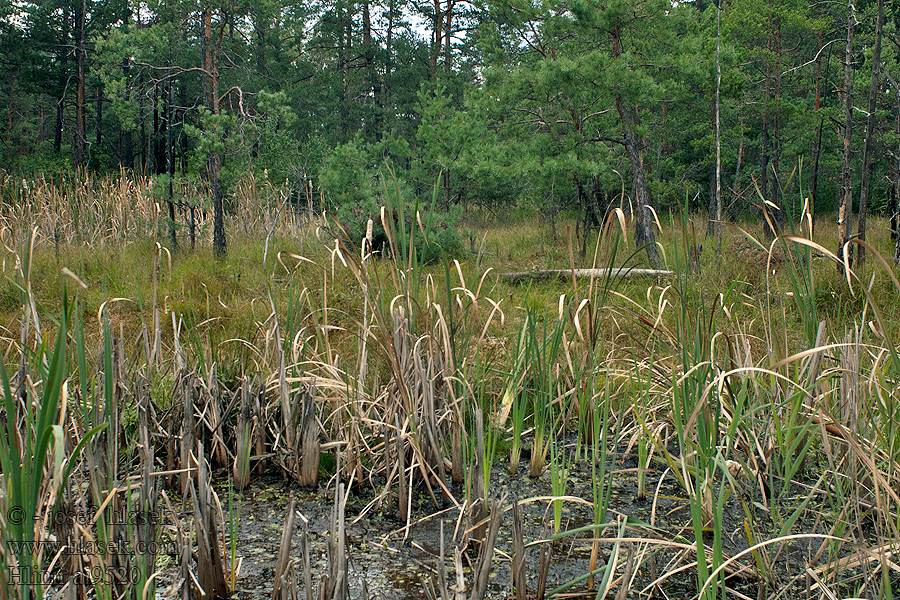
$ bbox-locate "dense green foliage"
[2,0,900,256]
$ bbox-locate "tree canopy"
[2,0,898,262]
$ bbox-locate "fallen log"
[499,267,674,283]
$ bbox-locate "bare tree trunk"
[340,2,351,140]
[838,1,855,268]
[618,97,661,268]
[95,85,102,147]
[714,5,722,256]
[202,2,226,257]
[167,78,177,251]
[610,26,661,268]
[731,105,744,221]
[385,0,394,119]
[444,0,454,73]
[893,84,900,246]
[431,0,441,76]
[889,156,897,242]
[55,8,70,155]
[362,1,382,139]
[120,58,134,169]
[856,0,883,267]
[73,0,86,169]
[889,72,900,261]
[771,22,785,227]
[759,103,771,233]
[810,31,828,218]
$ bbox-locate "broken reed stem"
[396,415,409,524]
[301,519,314,600]
[511,498,527,600]
[536,526,552,600]
[137,376,159,600]
[194,442,229,600]
[254,380,267,475]
[328,483,349,600]
[207,364,229,468]
[299,380,320,487]
[234,378,252,491]
[470,406,487,545]
[451,406,464,484]
[272,496,297,600]
[471,493,507,600]
[181,374,196,495]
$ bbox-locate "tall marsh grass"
[1,172,900,598]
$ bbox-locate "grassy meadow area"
[2,174,900,600]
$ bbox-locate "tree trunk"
[731,105,744,222]
[120,57,134,169]
[617,97,661,269]
[338,0,351,140]
[759,102,771,234]
[893,80,900,245]
[771,21,784,227]
[167,78,177,251]
[55,8,70,155]
[609,26,661,268]
[809,31,829,219]
[444,0,453,73]
[838,1,855,268]
[73,0,86,169]
[856,0,883,267]
[153,86,165,174]
[431,0,441,76]
[254,6,267,73]
[95,85,103,147]
[714,5,722,256]
[383,0,394,136]
[362,0,382,139]
[889,155,897,242]
[202,2,226,257]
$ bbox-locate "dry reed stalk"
[193,442,229,600]
[179,506,192,600]
[327,483,349,600]
[299,381,320,487]
[234,378,253,490]
[277,325,298,474]
[300,517,314,600]
[470,493,506,600]
[450,404,464,485]
[205,365,229,468]
[469,406,487,545]
[272,496,297,600]
[53,495,80,599]
[510,498,527,600]
[336,234,458,510]
[535,528,551,600]
[396,415,409,523]
[435,520,450,600]
[839,328,861,434]
[253,379,267,475]
[181,374,197,495]
[136,375,159,595]
[453,547,466,600]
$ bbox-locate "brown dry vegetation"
[1,174,900,600]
